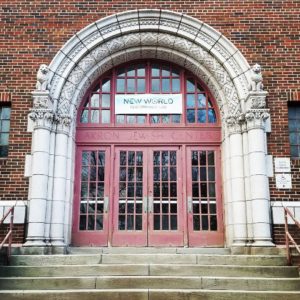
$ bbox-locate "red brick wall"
[1,0,300,245]
[0,224,25,244]
[273,224,300,246]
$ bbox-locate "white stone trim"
[0,201,28,225]
[271,202,300,225]
[47,10,250,120]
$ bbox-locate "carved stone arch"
[26,10,274,249]
[47,10,251,122]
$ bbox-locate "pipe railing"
[0,205,15,263]
[284,206,300,265]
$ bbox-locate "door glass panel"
[118,151,144,231]
[79,150,105,231]
[152,150,178,231]
[191,150,217,231]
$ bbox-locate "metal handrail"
[284,206,300,265]
[0,205,15,262]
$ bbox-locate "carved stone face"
[252,64,261,74]
[40,64,49,74]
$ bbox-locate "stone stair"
[0,247,299,299]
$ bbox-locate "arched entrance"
[25,10,274,250]
[72,60,223,246]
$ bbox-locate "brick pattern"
[272,224,300,245]
[0,1,300,245]
[0,224,25,244]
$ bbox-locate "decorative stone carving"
[33,95,48,109]
[245,89,268,111]
[248,64,263,92]
[28,109,54,130]
[55,114,72,127]
[226,114,245,135]
[28,109,54,122]
[29,90,54,129]
[47,10,252,121]
[36,64,51,91]
[55,114,72,134]
[251,96,266,109]
[245,109,270,130]
[55,32,242,118]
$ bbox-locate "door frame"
[186,146,224,246]
[72,146,111,246]
[72,144,224,247]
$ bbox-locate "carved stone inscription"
[76,129,221,144]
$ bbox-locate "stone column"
[222,130,234,245]
[44,129,56,245]
[245,107,274,246]
[226,115,248,246]
[25,91,54,246]
[50,114,72,246]
[242,123,253,244]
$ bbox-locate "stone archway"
[25,10,273,249]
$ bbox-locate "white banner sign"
[115,94,182,114]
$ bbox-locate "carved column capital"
[245,109,270,130]
[226,113,245,135]
[55,114,72,134]
[28,109,54,130]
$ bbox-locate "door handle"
[143,196,148,213]
[148,196,153,213]
[188,196,193,213]
[104,196,109,213]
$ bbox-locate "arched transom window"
[78,60,218,126]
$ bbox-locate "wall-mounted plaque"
[275,173,292,189]
[274,157,291,173]
[115,94,182,114]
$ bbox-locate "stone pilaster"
[226,114,248,246]
[25,91,54,246]
[50,114,72,246]
[245,91,274,247]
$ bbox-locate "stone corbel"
[29,90,54,130]
[245,90,268,112]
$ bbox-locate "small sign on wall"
[274,157,291,173]
[275,174,292,189]
[115,94,182,114]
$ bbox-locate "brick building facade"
[0,1,299,250]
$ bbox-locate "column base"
[51,240,66,247]
[252,240,275,247]
[232,239,247,247]
[246,240,254,246]
[23,240,46,247]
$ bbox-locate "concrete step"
[9,254,102,266]
[101,254,287,266]
[68,247,231,255]
[8,254,287,266]
[0,276,300,291]
[1,289,300,300]
[0,264,298,278]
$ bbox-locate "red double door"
[72,146,223,247]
